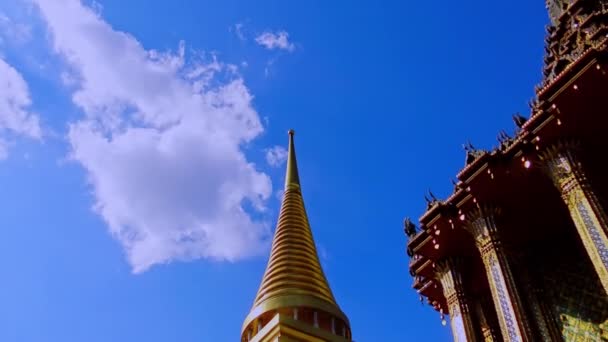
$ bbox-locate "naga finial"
[513,113,528,129]
[403,217,417,238]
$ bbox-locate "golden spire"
[284,129,300,191]
[241,130,351,342]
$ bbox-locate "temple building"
[241,130,352,342]
[404,0,608,341]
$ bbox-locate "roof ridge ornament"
[497,130,515,151]
[463,141,486,165]
[512,113,528,129]
[403,217,418,238]
[424,190,440,210]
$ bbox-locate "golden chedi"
[241,130,352,342]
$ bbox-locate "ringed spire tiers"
[241,130,352,342]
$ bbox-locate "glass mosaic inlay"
[489,255,522,342]
[577,201,608,270]
[451,308,467,342]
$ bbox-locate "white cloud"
[0,57,42,158]
[230,22,246,41]
[265,145,287,167]
[275,189,284,201]
[0,12,32,45]
[255,30,295,52]
[264,58,276,78]
[60,71,78,86]
[32,0,273,273]
[317,243,329,262]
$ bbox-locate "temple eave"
[405,4,608,339]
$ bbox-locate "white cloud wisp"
[0,12,32,45]
[0,57,41,158]
[255,30,295,52]
[230,22,246,41]
[265,145,287,167]
[33,0,273,273]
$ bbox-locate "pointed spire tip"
[285,128,300,191]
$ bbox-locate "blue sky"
[0,1,548,341]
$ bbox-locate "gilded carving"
[541,1,608,85]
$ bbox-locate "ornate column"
[511,254,563,342]
[474,295,500,342]
[465,206,534,342]
[435,257,478,342]
[541,141,608,294]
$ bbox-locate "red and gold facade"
[405,1,608,341]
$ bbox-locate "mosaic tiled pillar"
[436,258,478,342]
[465,206,534,342]
[541,141,608,294]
